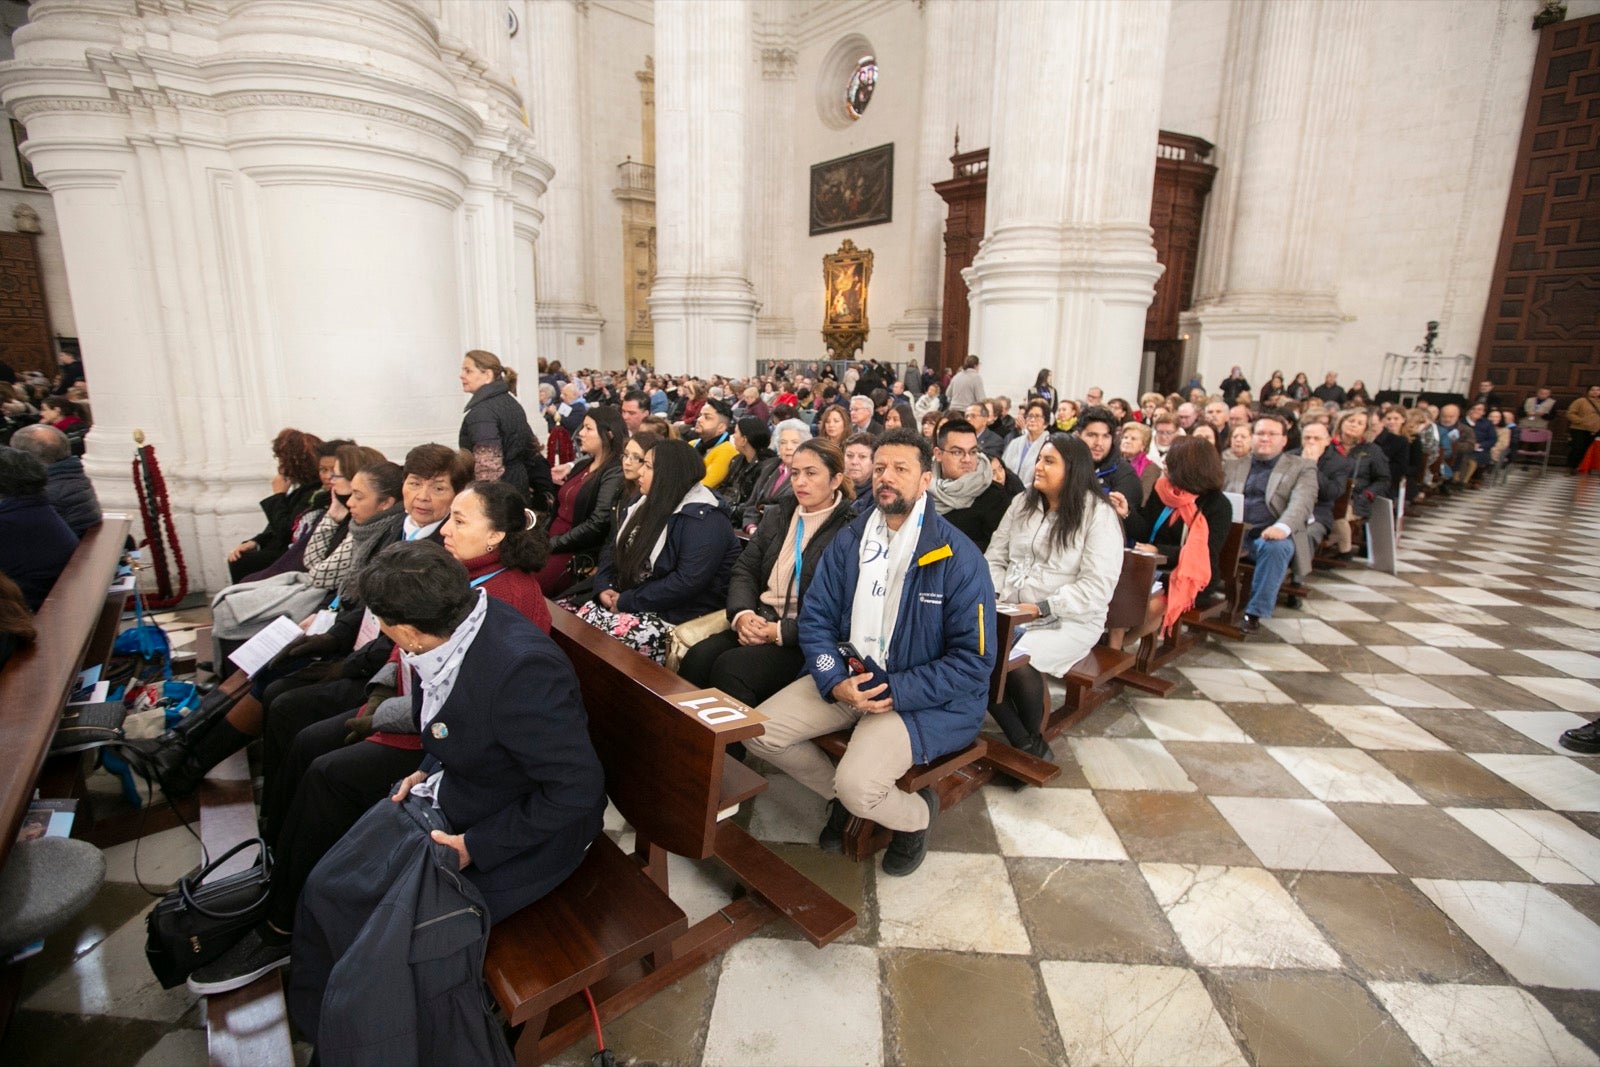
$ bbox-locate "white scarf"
[850,494,926,667]
[402,589,489,735]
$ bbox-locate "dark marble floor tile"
[758,841,872,945]
[1332,803,1531,879]
[1332,620,1424,644]
[1393,707,1553,754]
[1428,673,1562,710]
[1097,790,1257,866]
[1528,988,1600,1060]
[1549,884,1600,927]
[1285,871,1508,983]
[1163,741,1314,798]
[1370,750,1544,807]
[926,785,1001,853]
[0,1011,174,1067]
[884,950,1054,1067]
[1205,970,1427,1067]
[1265,669,1383,707]
[547,963,717,1067]
[1007,858,1184,965]
[1465,648,1574,677]
[17,883,157,1000]
[1224,704,1350,747]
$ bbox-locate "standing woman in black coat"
[458,350,555,510]
[679,439,856,707]
[536,405,627,596]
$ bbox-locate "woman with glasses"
[536,405,625,596]
[1003,399,1052,483]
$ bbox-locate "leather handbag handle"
[179,838,272,920]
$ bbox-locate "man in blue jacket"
[746,429,995,877]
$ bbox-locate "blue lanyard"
[470,569,505,589]
[329,594,341,610]
[406,525,429,541]
[793,516,805,591]
[1154,506,1175,532]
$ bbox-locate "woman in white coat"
[984,434,1124,756]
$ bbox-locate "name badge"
[430,723,449,739]
[306,609,337,636]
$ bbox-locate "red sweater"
[365,550,551,749]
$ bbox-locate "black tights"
[989,663,1047,748]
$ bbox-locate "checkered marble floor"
[6,472,1598,1066]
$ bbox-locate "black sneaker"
[1239,614,1261,635]
[1559,720,1600,755]
[818,798,850,853]
[186,928,290,995]
[881,788,938,877]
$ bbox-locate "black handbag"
[145,837,274,989]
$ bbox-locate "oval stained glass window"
[846,57,877,120]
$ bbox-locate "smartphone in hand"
[838,642,891,698]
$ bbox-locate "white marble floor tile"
[1306,600,1379,622]
[1068,738,1198,792]
[1446,808,1600,884]
[1267,746,1427,804]
[667,853,739,926]
[1134,699,1253,744]
[1551,591,1600,610]
[1177,667,1293,705]
[1443,605,1513,626]
[1140,863,1341,968]
[1439,571,1516,590]
[1469,754,1600,812]
[702,939,882,1066]
[1531,627,1600,652]
[1432,586,1519,607]
[1487,710,1595,755]
[1413,879,1600,989]
[1226,643,1329,673]
[1537,606,1600,629]
[1468,562,1536,576]
[1503,675,1600,712]
[1551,575,1600,593]
[1211,796,1394,873]
[984,788,1128,860]
[1371,983,1598,1067]
[1398,623,1500,649]
[100,826,202,888]
[1367,645,1485,676]
[1334,568,1414,588]
[746,771,829,844]
[1305,704,1450,751]
[1314,584,1396,603]
[1518,649,1600,679]
[25,914,197,1021]
[134,1029,209,1067]
[876,852,1031,954]
[1040,962,1246,1067]
[1341,672,1471,709]
[1259,618,1355,646]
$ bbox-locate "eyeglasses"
[940,447,980,460]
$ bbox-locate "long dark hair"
[613,438,705,590]
[464,480,550,573]
[1021,434,1111,554]
[582,404,627,469]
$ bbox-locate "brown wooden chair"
[1043,549,1160,737]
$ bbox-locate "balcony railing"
[616,160,655,193]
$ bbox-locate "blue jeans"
[1245,534,1296,618]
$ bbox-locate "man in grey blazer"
[1223,414,1318,633]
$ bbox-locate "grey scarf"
[339,505,404,602]
[929,467,992,514]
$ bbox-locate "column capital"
[761,47,798,80]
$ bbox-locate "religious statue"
[822,240,872,360]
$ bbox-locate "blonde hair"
[1121,422,1153,449]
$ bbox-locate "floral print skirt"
[560,598,675,664]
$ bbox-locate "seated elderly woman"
[0,447,78,610]
[258,479,552,879]
[738,420,808,532]
[984,436,1124,757]
[225,428,324,582]
[680,439,856,708]
[565,437,741,663]
[187,540,606,998]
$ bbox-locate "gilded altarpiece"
[823,239,872,360]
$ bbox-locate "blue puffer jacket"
[797,502,996,765]
[595,484,742,624]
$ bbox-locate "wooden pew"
[484,604,856,1065]
[1045,549,1160,736]
[973,606,1062,788]
[1139,520,1247,675]
[810,730,990,861]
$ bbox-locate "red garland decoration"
[131,443,190,609]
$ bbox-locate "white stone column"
[964,0,1170,403]
[524,0,604,368]
[888,0,998,361]
[649,0,758,379]
[1189,0,1367,388]
[753,44,798,365]
[0,0,550,591]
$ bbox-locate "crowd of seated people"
[10,347,1599,1058]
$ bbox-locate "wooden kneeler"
[975,605,1063,788]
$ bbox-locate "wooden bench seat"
[486,604,856,1064]
[1045,549,1160,736]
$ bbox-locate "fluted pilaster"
[754,43,799,363]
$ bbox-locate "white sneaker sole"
[186,953,289,996]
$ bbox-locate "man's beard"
[876,487,912,516]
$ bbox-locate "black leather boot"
[129,720,253,798]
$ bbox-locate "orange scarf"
[1154,476,1212,635]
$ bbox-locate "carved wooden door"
[0,232,55,378]
[1474,14,1600,422]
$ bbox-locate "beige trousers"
[1332,517,1353,553]
[747,676,929,832]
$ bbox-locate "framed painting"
[809,144,893,236]
[10,120,43,190]
[822,239,873,360]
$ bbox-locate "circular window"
[817,34,877,130]
[846,57,876,119]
